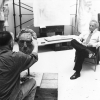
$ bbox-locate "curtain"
[77,0,97,34]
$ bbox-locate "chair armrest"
[95,46,100,64]
[96,43,100,49]
[98,46,100,62]
[96,46,100,53]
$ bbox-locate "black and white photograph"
[0,0,100,100]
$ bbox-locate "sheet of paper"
[33,0,70,27]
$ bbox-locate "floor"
[18,45,100,100]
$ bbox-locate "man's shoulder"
[12,51,38,63]
[96,30,100,33]
[95,30,100,35]
[12,51,28,58]
[11,51,33,64]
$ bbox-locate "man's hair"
[15,28,37,42]
[90,20,99,28]
[0,31,12,46]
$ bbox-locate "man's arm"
[73,33,85,44]
[22,36,38,71]
[31,37,38,54]
[14,51,38,73]
[87,32,100,48]
[14,37,38,72]
[13,35,38,72]
[20,37,38,71]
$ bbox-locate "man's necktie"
[85,31,93,44]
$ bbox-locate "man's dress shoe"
[70,72,80,80]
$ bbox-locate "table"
[37,35,77,46]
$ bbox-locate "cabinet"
[98,13,100,31]
[39,25,64,37]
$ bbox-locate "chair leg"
[94,59,97,72]
[94,65,96,72]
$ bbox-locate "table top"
[37,35,78,46]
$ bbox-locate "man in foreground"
[70,20,100,80]
[0,31,38,100]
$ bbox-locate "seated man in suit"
[70,20,100,80]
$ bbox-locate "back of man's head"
[0,31,12,46]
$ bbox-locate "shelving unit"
[13,0,33,38]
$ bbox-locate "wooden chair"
[74,47,100,71]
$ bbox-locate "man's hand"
[81,42,87,46]
[27,29,37,39]
[31,37,38,53]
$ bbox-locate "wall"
[6,0,77,37]
[64,0,77,35]
[7,0,39,37]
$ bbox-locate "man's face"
[18,33,34,54]
[89,21,96,32]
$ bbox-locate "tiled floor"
[14,44,100,100]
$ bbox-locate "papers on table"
[44,35,73,42]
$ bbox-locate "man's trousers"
[71,39,96,72]
[10,78,37,100]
